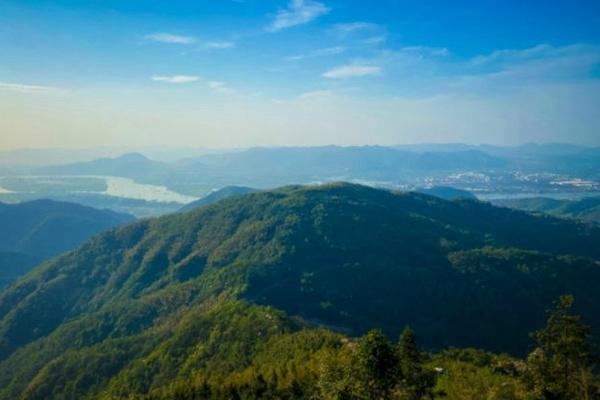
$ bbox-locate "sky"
[1,0,600,149]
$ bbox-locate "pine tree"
[397,326,437,400]
[524,295,599,399]
[399,327,421,378]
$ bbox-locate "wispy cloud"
[469,44,554,66]
[267,0,330,32]
[299,89,334,98]
[400,46,449,57]
[286,46,345,61]
[323,64,381,79]
[151,75,200,84]
[367,43,600,97]
[363,35,387,45]
[205,41,235,49]
[0,82,61,94]
[332,22,378,37]
[145,32,196,44]
[468,44,599,70]
[446,44,600,92]
[208,81,235,94]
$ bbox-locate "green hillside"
[1,183,599,399]
[0,199,134,259]
[180,186,257,212]
[0,199,134,286]
[493,196,600,224]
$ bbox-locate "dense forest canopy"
[0,183,599,399]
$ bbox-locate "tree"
[356,330,401,399]
[318,347,359,400]
[319,330,401,400]
[524,295,599,399]
[399,327,421,378]
[396,326,437,400]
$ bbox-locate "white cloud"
[145,33,196,44]
[205,41,235,49]
[299,89,333,98]
[286,46,345,61]
[0,82,61,94]
[323,64,381,79]
[208,81,235,94]
[267,0,330,32]
[332,22,378,36]
[401,46,449,57]
[151,75,200,84]
[363,35,387,45]
[470,44,554,66]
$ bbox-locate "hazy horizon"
[1,141,597,166]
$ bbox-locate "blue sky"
[1,0,599,149]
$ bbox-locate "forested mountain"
[1,183,599,399]
[494,196,600,224]
[0,199,134,259]
[0,199,134,286]
[180,186,257,212]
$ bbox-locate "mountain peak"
[115,152,152,162]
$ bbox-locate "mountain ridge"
[1,183,600,398]
[493,196,600,224]
[0,199,134,287]
[180,185,258,212]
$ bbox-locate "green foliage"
[356,330,401,399]
[317,329,436,400]
[397,327,436,400]
[0,184,599,399]
[179,186,257,212]
[524,295,600,399]
[433,360,526,400]
[319,344,365,400]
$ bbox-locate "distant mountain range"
[0,199,134,286]
[1,183,600,398]
[36,152,170,181]
[27,144,600,193]
[2,144,598,219]
[30,147,507,194]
